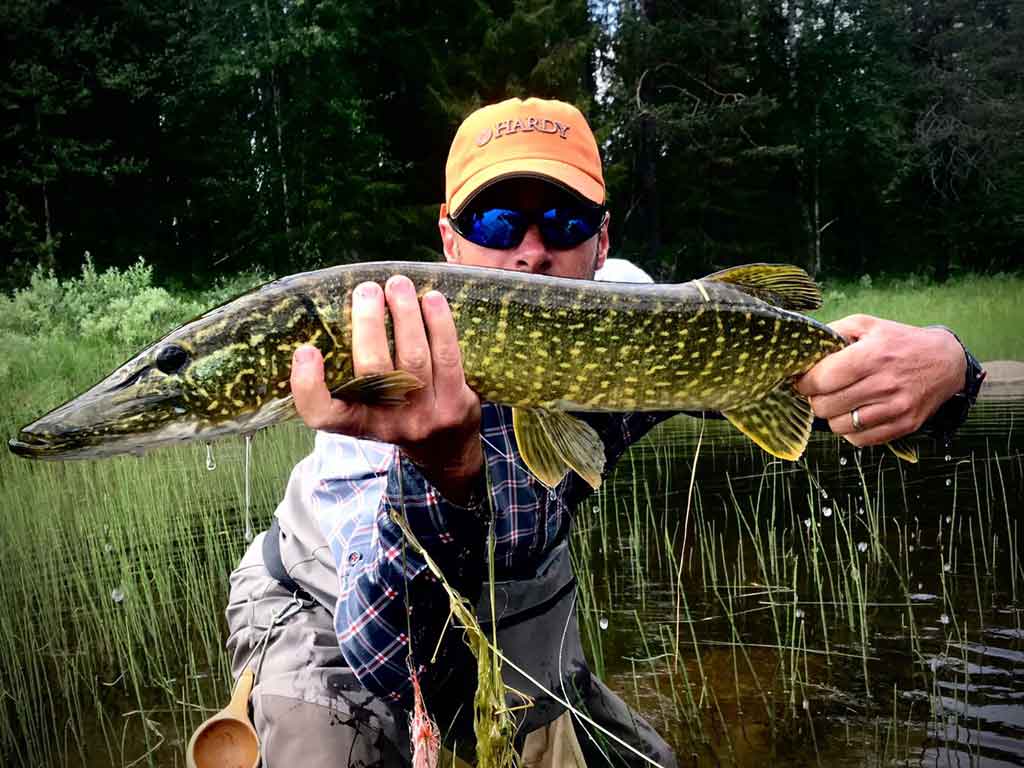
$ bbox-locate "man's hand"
[290,275,483,504]
[795,315,966,447]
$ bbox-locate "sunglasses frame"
[449,203,608,251]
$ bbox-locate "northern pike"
[8,261,913,485]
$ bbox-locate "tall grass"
[813,272,1024,361]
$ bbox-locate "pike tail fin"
[886,437,919,463]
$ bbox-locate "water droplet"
[939,613,950,625]
[943,562,951,573]
[821,489,829,499]
[592,506,600,515]
[944,454,952,462]
[823,507,833,518]
[839,456,847,466]
[802,699,809,711]
[857,542,868,553]
[945,478,952,487]
[795,608,805,619]
[917,583,923,590]
[857,507,864,516]
[103,542,113,554]
[205,443,216,471]
[173,406,186,415]
[909,545,915,553]
[945,515,952,523]
[599,616,609,631]
[111,587,126,604]
[804,518,812,529]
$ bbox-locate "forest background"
[2,0,1021,294]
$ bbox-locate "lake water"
[580,397,1024,766]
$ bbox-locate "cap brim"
[450,158,605,216]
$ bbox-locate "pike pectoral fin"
[704,264,822,311]
[512,408,606,490]
[722,383,814,461]
[330,371,423,405]
[886,437,919,463]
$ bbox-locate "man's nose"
[513,225,552,273]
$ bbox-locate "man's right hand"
[290,275,483,504]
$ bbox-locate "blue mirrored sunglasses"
[450,204,607,250]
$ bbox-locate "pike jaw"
[9,339,210,459]
[8,312,296,460]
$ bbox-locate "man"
[225,97,982,767]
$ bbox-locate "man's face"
[439,178,609,280]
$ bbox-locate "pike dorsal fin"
[512,408,606,489]
[722,382,814,461]
[704,264,822,311]
[330,371,423,405]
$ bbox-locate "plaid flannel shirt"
[306,402,671,705]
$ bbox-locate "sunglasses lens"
[458,208,527,249]
[540,207,604,249]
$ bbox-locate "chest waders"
[264,515,587,747]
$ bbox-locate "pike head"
[9,287,325,459]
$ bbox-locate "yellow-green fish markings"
[8,261,913,484]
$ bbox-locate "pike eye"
[155,344,190,375]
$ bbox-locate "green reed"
[0,425,311,766]
[572,411,1023,766]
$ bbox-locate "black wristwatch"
[925,325,987,438]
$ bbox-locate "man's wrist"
[928,325,986,404]
[922,325,986,440]
[400,439,484,507]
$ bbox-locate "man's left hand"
[795,315,966,446]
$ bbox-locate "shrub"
[1,256,209,345]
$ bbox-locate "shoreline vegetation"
[1,261,1022,766]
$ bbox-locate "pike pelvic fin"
[330,371,424,405]
[886,437,919,464]
[722,382,814,461]
[704,264,822,311]
[512,408,606,489]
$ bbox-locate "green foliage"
[0,256,199,345]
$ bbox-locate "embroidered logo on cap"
[475,116,571,148]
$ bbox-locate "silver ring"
[851,407,865,432]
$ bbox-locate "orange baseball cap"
[444,97,605,217]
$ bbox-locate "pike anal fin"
[512,408,606,489]
[723,383,921,464]
[330,371,423,405]
[722,383,814,461]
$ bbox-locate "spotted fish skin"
[9,261,843,461]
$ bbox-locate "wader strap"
[262,518,315,603]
